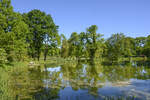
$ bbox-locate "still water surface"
[5,61,150,100]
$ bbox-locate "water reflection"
[4,61,150,100]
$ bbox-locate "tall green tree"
[85,25,104,59]
[67,32,87,59]
[76,32,86,58]
[135,37,147,56]
[42,16,60,61]
[122,37,136,57]
[106,33,125,62]
[68,32,79,58]
[23,10,60,61]
[0,0,29,62]
[60,34,69,58]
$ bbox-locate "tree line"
[0,0,150,64]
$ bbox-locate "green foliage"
[135,37,147,56]
[68,32,80,57]
[61,34,69,58]
[105,33,136,62]
[85,25,104,59]
[105,33,125,62]
[1,0,150,99]
[23,9,60,61]
[0,48,7,65]
[64,25,104,59]
[0,0,29,62]
[122,37,136,57]
[143,35,150,57]
[0,0,150,64]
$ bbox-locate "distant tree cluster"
[0,0,150,64]
[61,25,104,60]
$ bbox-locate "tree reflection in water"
[2,60,150,100]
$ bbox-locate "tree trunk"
[44,49,48,61]
[37,47,40,61]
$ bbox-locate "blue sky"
[11,0,150,39]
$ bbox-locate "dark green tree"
[76,32,86,58]
[135,37,147,56]
[106,33,125,63]
[85,25,104,59]
[0,0,29,62]
[23,10,59,61]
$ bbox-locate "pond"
[1,60,150,100]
